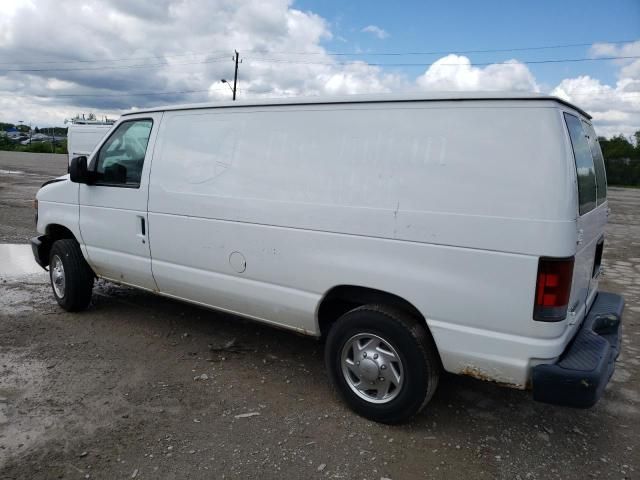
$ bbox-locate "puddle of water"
[0,244,47,281]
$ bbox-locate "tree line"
[0,122,68,154]
[0,122,67,136]
[599,131,640,187]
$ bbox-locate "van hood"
[41,174,69,188]
[37,174,77,205]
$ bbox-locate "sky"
[0,0,638,137]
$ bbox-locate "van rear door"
[563,112,608,322]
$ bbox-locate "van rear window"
[564,113,596,215]
[582,120,607,205]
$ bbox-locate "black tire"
[325,304,440,424]
[49,239,94,312]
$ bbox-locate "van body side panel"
[149,103,573,253]
[148,211,565,386]
[146,102,577,387]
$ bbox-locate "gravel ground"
[0,151,638,479]
[0,152,67,243]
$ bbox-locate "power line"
[1,39,637,66]
[258,39,640,57]
[8,86,249,99]
[0,55,231,73]
[554,91,640,97]
[0,51,235,66]
[8,87,640,100]
[32,89,213,97]
[3,54,637,74]
[244,55,640,67]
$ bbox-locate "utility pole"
[232,50,239,101]
[221,51,241,100]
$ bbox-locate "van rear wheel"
[325,304,440,423]
[49,239,94,312]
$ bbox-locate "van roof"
[122,91,591,119]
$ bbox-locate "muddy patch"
[0,349,49,467]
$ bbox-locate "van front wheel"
[49,239,94,312]
[325,305,440,423]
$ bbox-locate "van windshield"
[564,113,597,215]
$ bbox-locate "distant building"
[5,127,22,140]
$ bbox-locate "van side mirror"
[69,156,91,184]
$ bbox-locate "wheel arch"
[317,285,431,339]
[37,223,80,267]
[46,223,77,241]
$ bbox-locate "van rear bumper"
[532,291,624,408]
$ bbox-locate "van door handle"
[137,215,146,243]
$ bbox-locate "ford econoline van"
[31,93,624,423]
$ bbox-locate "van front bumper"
[532,291,624,408]
[31,235,51,269]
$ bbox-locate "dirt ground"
[0,151,638,479]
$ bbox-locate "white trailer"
[67,121,115,164]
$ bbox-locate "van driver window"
[95,119,153,187]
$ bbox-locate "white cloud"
[0,93,85,127]
[416,55,539,92]
[590,42,620,57]
[361,25,389,40]
[551,41,640,138]
[591,40,640,59]
[0,0,398,126]
[552,76,640,138]
[0,2,636,138]
[320,62,402,95]
[590,40,640,83]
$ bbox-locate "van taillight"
[533,257,574,322]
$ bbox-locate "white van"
[67,122,114,164]
[32,93,624,423]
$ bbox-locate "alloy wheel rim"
[340,332,404,404]
[51,255,65,298]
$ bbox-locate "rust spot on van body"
[460,366,525,390]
